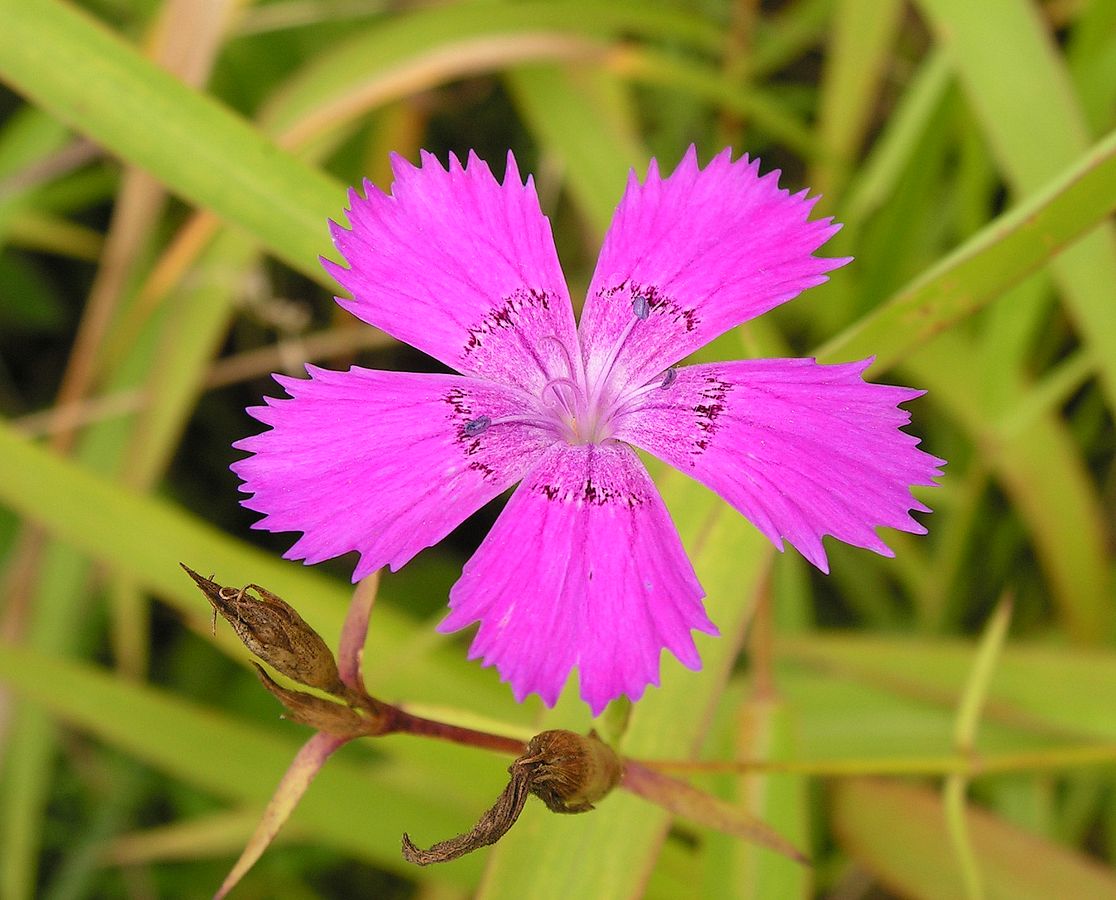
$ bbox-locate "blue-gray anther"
[632,293,650,320]
[464,416,491,437]
[660,367,678,390]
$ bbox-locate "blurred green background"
[0,0,1114,897]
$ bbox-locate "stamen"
[596,367,682,427]
[632,293,650,320]
[463,416,491,437]
[466,412,566,436]
[543,377,583,402]
[538,335,577,378]
[541,376,585,421]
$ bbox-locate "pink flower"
[233,147,943,714]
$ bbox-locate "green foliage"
[0,0,1113,897]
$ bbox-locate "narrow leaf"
[818,127,1116,371]
[216,732,347,899]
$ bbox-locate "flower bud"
[181,565,342,694]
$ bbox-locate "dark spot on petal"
[464,288,554,354]
[660,367,678,390]
[535,480,644,508]
[444,387,472,417]
[468,460,495,479]
[692,374,734,450]
[628,283,698,333]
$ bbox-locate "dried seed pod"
[520,729,622,814]
[182,565,342,694]
[401,729,622,865]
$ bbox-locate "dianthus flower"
[233,147,942,714]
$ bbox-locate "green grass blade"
[840,49,952,225]
[779,633,1116,743]
[0,418,521,715]
[260,1,723,135]
[507,64,645,235]
[915,0,1116,407]
[944,597,1014,900]
[811,0,904,198]
[0,644,497,885]
[902,334,1110,642]
[0,0,341,282]
[833,779,1116,900]
[818,127,1116,371]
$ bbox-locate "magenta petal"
[612,358,944,572]
[440,442,715,715]
[579,146,849,389]
[232,366,553,579]
[323,150,580,395]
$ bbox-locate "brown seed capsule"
[181,565,343,694]
[519,729,622,814]
[401,729,622,865]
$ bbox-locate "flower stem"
[384,706,527,756]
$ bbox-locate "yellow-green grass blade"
[915,0,1116,408]
[818,127,1116,372]
[778,633,1116,744]
[0,644,503,886]
[260,1,724,134]
[0,0,341,282]
[902,332,1110,643]
[508,63,645,236]
[833,779,1116,900]
[0,418,525,717]
[811,0,904,199]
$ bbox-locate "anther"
[464,416,491,437]
[660,367,677,390]
[632,293,650,320]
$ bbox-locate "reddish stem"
[385,707,527,756]
[337,572,380,692]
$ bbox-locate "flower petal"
[439,442,716,715]
[612,358,944,572]
[232,366,553,579]
[578,146,849,391]
[323,151,579,395]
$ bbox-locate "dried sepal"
[401,729,622,865]
[622,759,809,865]
[401,762,532,866]
[181,564,343,693]
[253,665,382,739]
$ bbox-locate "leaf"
[623,761,807,866]
[0,643,499,884]
[817,127,1116,372]
[215,732,347,899]
[832,779,1116,900]
[914,0,1116,408]
[0,0,340,281]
